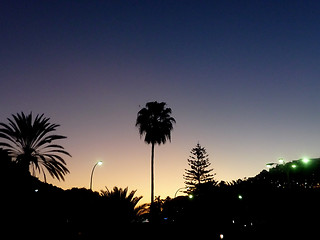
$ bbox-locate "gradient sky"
[1,0,320,203]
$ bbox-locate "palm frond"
[0,112,71,181]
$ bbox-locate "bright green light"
[266,163,274,168]
[302,158,310,164]
[291,164,297,169]
[238,194,243,200]
[278,158,285,164]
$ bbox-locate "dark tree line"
[0,150,147,237]
[2,109,320,238]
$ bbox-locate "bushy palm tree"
[0,112,71,181]
[135,101,176,204]
[101,186,142,205]
[100,186,145,223]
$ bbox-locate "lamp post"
[174,187,193,199]
[90,161,103,190]
[174,187,186,198]
[278,158,285,164]
[266,158,285,170]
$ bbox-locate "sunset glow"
[1,1,320,204]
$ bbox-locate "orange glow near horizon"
[45,119,316,204]
[2,0,320,206]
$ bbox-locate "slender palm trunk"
[151,142,155,205]
[150,142,156,223]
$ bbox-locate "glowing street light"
[90,161,103,190]
[266,163,275,169]
[291,164,297,169]
[302,158,310,164]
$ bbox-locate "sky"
[1,0,320,203]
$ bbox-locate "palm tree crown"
[101,186,143,207]
[136,101,176,145]
[101,186,145,222]
[0,112,71,181]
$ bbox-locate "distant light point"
[302,158,310,164]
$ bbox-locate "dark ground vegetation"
[2,148,320,239]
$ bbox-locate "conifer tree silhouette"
[184,143,215,192]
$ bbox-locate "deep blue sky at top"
[1,0,320,194]
[2,1,319,113]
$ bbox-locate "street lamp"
[278,158,285,164]
[90,161,103,190]
[266,163,275,169]
[302,157,310,164]
[174,187,190,198]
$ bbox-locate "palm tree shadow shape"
[101,186,146,223]
[135,101,176,209]
[0,112,71,181]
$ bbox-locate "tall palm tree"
[135,101,176,205]
[0,112,71,181]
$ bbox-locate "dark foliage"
[184,143,215,192]
[136,101,176,145]
[0,112,71,181]
[162,159,320,238]
[100,186,144,223]
[2,110,320,239]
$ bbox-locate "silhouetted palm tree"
[101,186,145,222]
[136,101,176,205]
[101,186,142,205]
[0,112,71,181]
